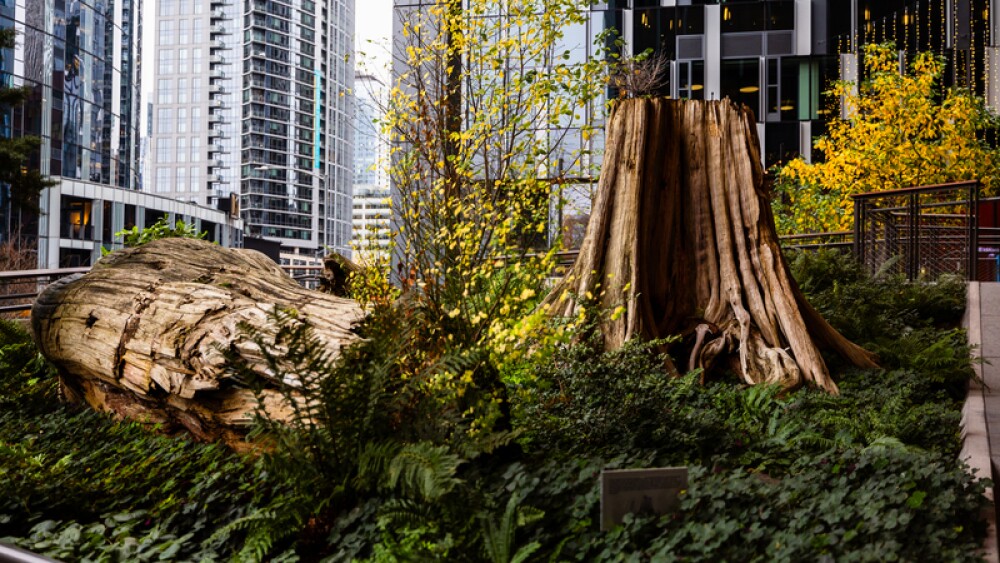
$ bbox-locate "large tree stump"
[31,238,365,448]
[545,98,877,393]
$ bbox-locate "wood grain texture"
[31,238,366,448]
[544,98,878,393]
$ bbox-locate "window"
[193,0,203,14]
[156,167,171,192]
[158,20,175,46]
[157,138,173,163]
[191,78,201,103]
[190,137,200,162]
[176,167,187,191]
[677,60,704,100]
[159,0,176,16]
[157,107,174,134]
[721,1,794,33]
[192,48,202,73]
[721,58,761,115]
[177,78,188,104]
[158,50,174,75]
[191,108,201,132]
[190,166,200,192]
[156,79,172,104]
[178,20,190,44]
[177,137,187,163]
[177,108,187,132]
[192,20,203,43]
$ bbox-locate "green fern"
[385,442,463,502]
[206,498,303,563]
[480,494,543,563]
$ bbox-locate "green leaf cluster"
[0,248,987,561]
[0,319,287,561]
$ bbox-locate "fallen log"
[31,238,365,449]
[544,98,878,392]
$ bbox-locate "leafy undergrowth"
[0,320,278,561]
[0,249,989,561]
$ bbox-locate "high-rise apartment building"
[149,0,355,257]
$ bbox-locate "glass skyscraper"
[1,0,141,191]
[1,0,243,268]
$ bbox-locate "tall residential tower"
[149,0,355,257]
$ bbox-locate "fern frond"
[356,441,402,491]
[378,498,436,529]
[863,435,910,453]
[386,442,463,501]
[207,506,299,563]
[481,494,517,563]
[459,429,522,460]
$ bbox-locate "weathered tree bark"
[31,238,365,449]
[544,98,877,393]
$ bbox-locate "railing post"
[970,182,979,281]
[909,192,919,280]
[853,196,864,264]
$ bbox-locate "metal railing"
[0,264,328,315]
[0,267,91,315]
[0,542,59,563]
[780,230,853,252]
[852,181,980,281]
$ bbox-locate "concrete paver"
[962,282,998,562]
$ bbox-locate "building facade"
[613,0,998,167]
[0,0,241,268]
[148,0,355,258]
[351,71,389,261]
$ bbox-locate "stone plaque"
[600,467,688,531]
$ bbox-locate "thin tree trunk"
[545,98,877,393]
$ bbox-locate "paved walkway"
[962,282,999,562]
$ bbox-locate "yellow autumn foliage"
[775,43,1000,234]
[382,0,609,362]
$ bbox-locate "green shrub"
[0,245,985,561]
[0,320,281,561]
[101,215,207,255]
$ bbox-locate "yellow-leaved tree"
[383,0,609,360]
[774,43,1000,234]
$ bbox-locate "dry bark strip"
[31,238,365,449]
[545,98,877,393]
